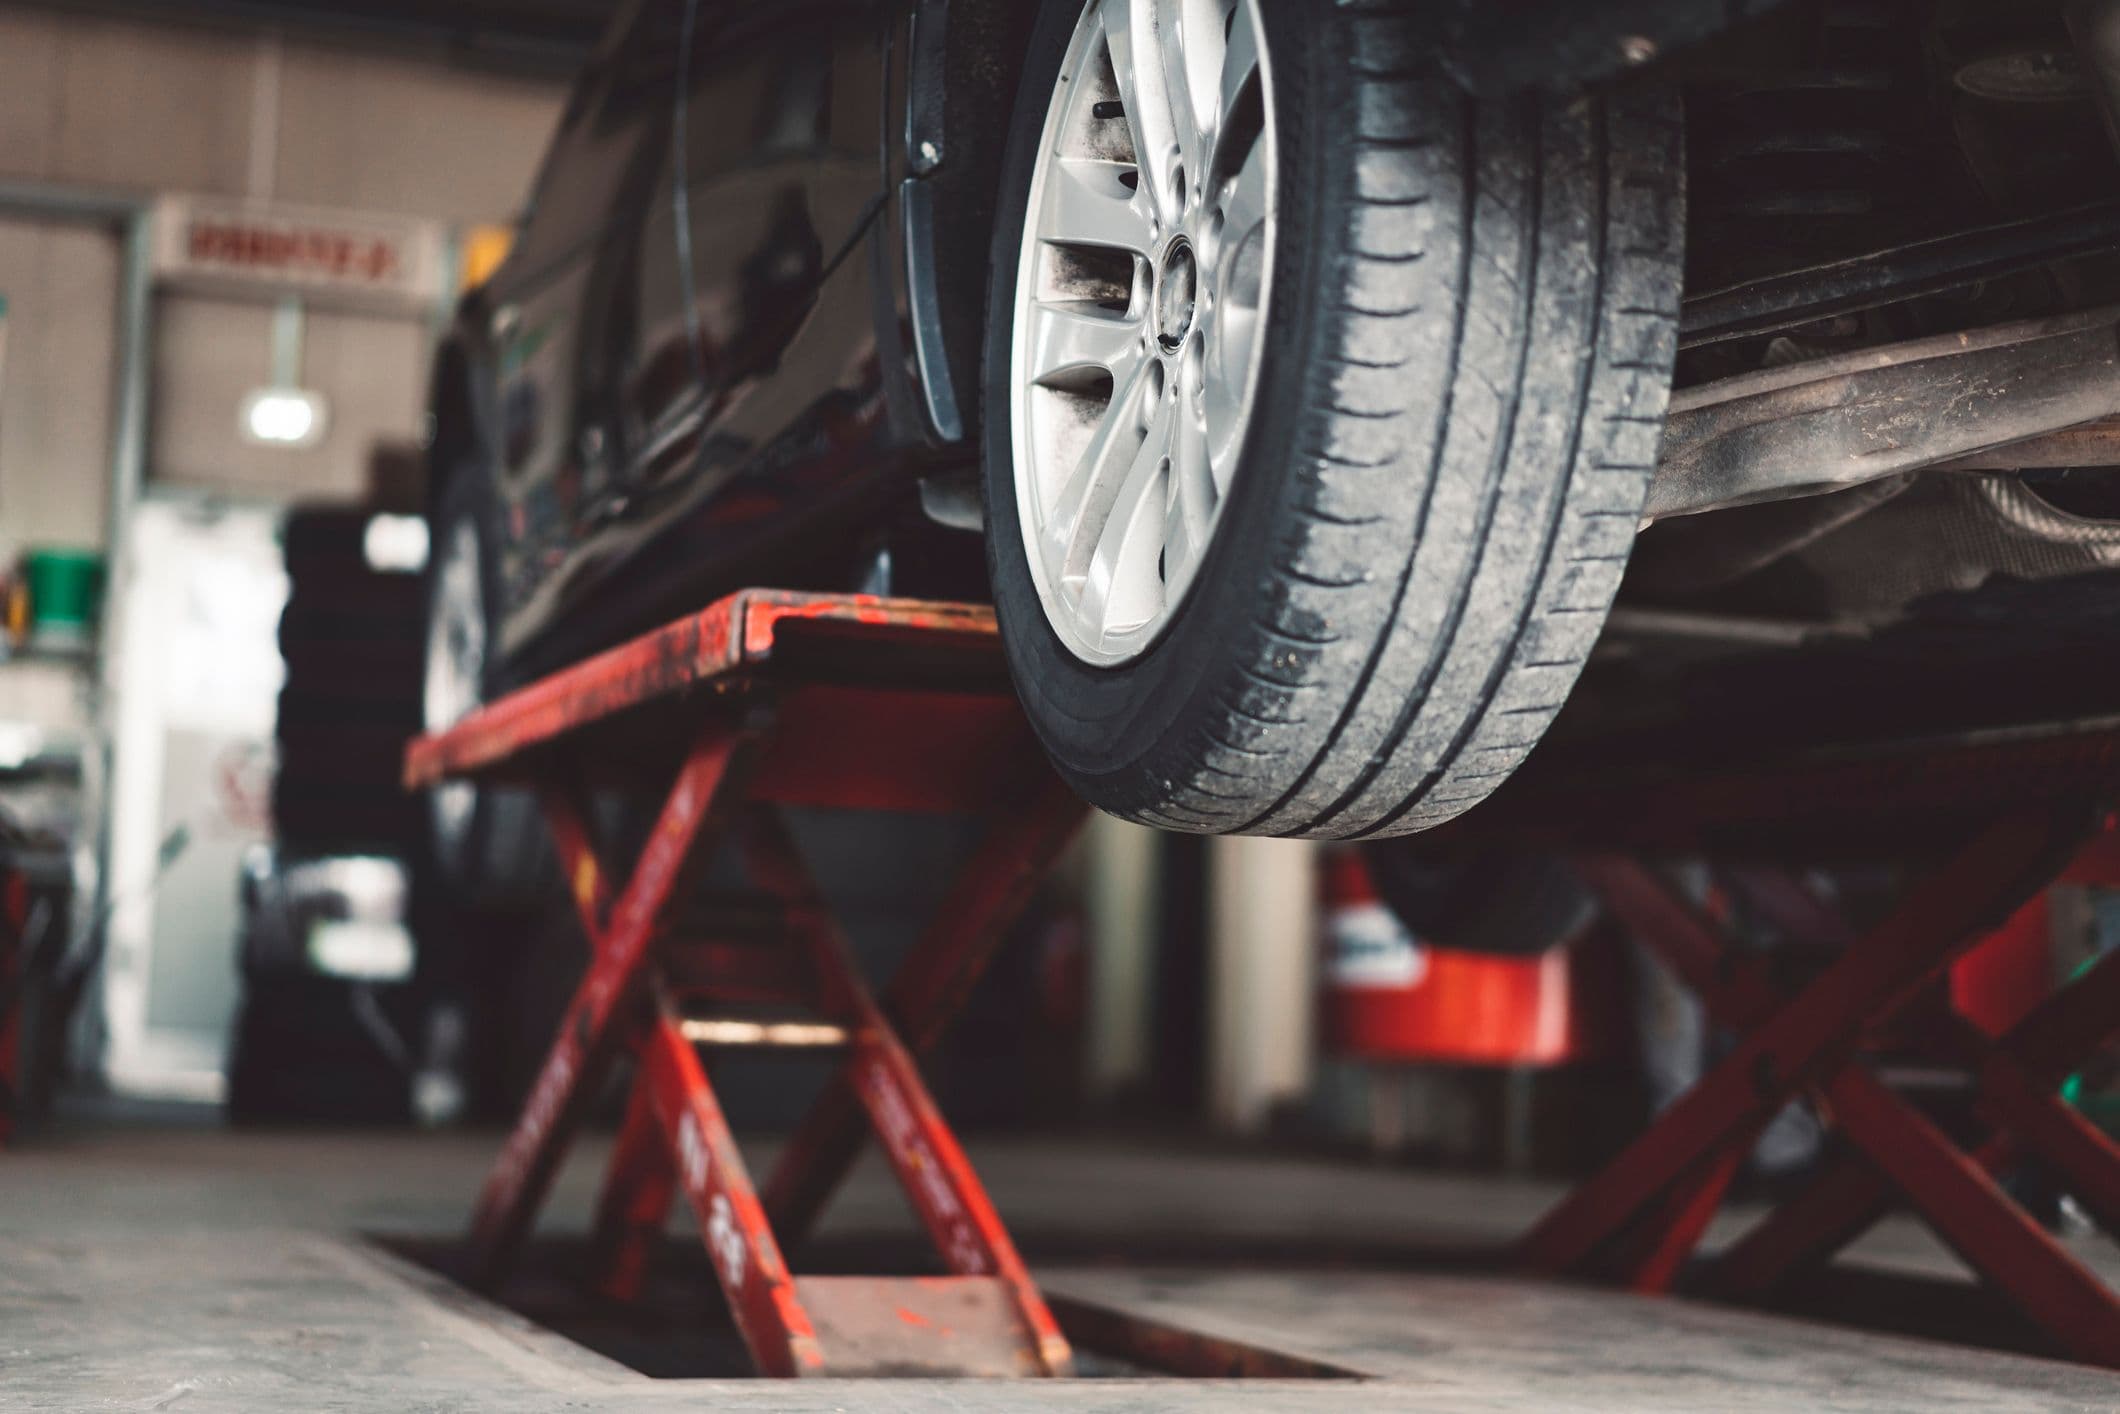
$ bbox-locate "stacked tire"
[271,510,426,855]
[227,507,426,1124]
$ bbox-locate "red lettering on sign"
[182,218,408,287]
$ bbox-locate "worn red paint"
[1719,914,2120,1299]
[464,731,745,1290]
[1534,821,2120,1370]
[763,774,1088,1251]
[730,806,1070,1372]
[415,591,1080,1377]
[404,589,998,790]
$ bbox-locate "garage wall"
[0,217,119,558]
[0,8,560,219]
[0,3,568,548]
[150,298,430,501]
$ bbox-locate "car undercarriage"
[1549,0,2120,767]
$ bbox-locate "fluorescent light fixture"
[239,388,328,448]
[363,514,430,574]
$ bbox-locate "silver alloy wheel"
[1010,0,1277,666]
[423,518,484,856]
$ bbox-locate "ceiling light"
[240,388,328,448]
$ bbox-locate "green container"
[24,547,105,647]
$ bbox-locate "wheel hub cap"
[1156,238,1198,350]
[1010,0,1278,667]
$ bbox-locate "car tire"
[422,468,550,907]
[275,507,425,855]
[982,0,1684,838]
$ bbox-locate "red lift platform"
[1481,719,2120,1367]
[404,590,1086,1378]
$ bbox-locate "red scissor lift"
[1488,720,2120,1367]
[405,590,1085,1377]
[409,578,2120,1375]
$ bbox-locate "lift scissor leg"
[409,591,1087,1378]
[1522,810,2120,1369]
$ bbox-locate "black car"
[424,0,2120,896]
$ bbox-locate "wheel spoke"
[1163,358,1216,583]
[1203,346,1248,491]
[1162,0,1222,200]
[1078,391,1177,642]
[1041,158,1156,254]
[1101,0,1192,224]
[1025,299,1147,387]
[1042,357,1159,578]
[1204,130,1268,489]
[1221,127,1269,253]
[1213,0,1260,179]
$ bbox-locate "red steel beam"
[1975,1056,2120,1241]
[1820,1064,2120,1368]
[844,1027,1070,1373]
[764,770,1089,1248]
[403,591,996,789]
[417,591,1081,1376]
[1582,854,2120,1365]
[1711,1151,1896,1299]
[586,1069,678,1305]
[635,989,821,1376]
[2001,927,2120,1080]
[1607,1142,1753,1293]
[1718,940,2120,1295]
[734,806,1071,1374]
[1578,856,1782,1025]
[464,727,748,1288]
[747,685,1040,815]
[1522,811,2070,1275]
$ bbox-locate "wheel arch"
[906,0,1042,447]
[424,331,485,517]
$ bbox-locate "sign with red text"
[153,195,448,309]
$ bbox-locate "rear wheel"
[983,0,1685,837]
[422,470,546,905]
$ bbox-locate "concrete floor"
[5,1112,2120,1410]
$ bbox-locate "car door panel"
[520,0,906,654]
[481,2,683,649]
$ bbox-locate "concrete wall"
[149,297,431,502]
[0,217,119,555]
[0,4,567,555]
[0,9,560,221]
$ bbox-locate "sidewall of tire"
[983,0,1333,826]
[424,468,549,909]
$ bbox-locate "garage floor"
[6,1108,2120,1411]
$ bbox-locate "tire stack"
[272,510,426,854]
[226,507,426,1124]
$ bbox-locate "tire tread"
[1155,6,1682,839]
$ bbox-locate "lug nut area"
[1156,238,1199,353]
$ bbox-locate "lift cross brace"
[1519,805,2120,1368]
[405,590,1085,1378]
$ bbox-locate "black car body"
[432,0,999,683]
[426,0,2120,875]
[427,0,1767,680]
